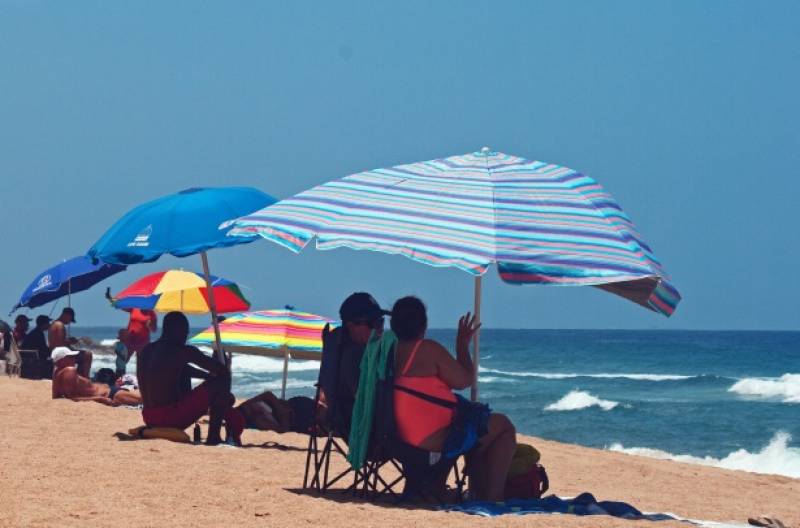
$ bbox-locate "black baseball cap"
[61,307,76,323]
[339,292,390,322]
[36,315,51,326]
[14,315,32,324]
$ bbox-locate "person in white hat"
[51,346,140,406]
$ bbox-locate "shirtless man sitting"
[51,346,142,406]
[137,312,243,445]
[48,308,92,378]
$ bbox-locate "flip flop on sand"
[748,515,789,528]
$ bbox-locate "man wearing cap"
[21,315,51,361]
[12,315,31,345]
[48,307,92,377]
[319,292,390,430]
[51,346,141,406]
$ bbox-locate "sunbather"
[51,347,142,406]
[137,311,243,445]
[234,391,316,434]
[391,296,517,501]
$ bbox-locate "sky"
[1,0,798,330]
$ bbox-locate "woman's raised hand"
[457,311,482,346]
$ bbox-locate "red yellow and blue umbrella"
[112,270,250,314]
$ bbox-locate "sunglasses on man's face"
[352,317,384,329]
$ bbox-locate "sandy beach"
[0,376,797,528]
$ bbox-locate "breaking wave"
[608,431,800,479]
[728,374,800,404]
[480,367,695,382]
[544,390,620,411]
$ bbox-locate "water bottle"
[193,423,201,444]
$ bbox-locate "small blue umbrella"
[12,256,126,313]
[86,186,276,361]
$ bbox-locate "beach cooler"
[504,443,549,499]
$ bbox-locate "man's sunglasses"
[352,317,384,329]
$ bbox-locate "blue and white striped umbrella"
[229,149,680,317]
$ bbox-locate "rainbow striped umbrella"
[189,309,337,397]
[113,270,250,314]
[228,149,681,398]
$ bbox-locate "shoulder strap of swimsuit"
[400,340,424,375]
[394,383,458,409]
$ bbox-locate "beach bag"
[504,443,549,499]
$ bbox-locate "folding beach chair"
[302,325,465,503]
[3,334,23,377]
[302,324,404,499]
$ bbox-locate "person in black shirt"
[318,292,390,433]
[22,315,51,360]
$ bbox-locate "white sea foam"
[256,378,316,391]
[100,339,118,347]
[480,367,692,382]
[477,376,517,384]
[230,354,320,374]
[608,431,800,479]
[544,390,620,411]
[728,374,800,404]
[195,346,319,373]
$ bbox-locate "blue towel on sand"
[441,493,681,522]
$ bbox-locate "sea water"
[77,327,800,479]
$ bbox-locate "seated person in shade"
[21,315,51,361]
[51,347,142,406]
[391,296,517,501]
[137,311,243,445]
[13,314,31,345]
[233,392,316,435]
[317,292,390,428]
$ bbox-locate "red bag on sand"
[504,464,549,500]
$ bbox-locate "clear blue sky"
[1,1,798,330]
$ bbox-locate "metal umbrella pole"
[470,275,482,402]
[200,251,225,365]
[281,345,290,399]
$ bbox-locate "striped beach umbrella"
[112,270,250,314]
[227,149,680,398]
[189,308,337,397]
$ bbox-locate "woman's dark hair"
[390,296,427,341]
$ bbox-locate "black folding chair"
[302,325,465,503]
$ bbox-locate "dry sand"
[1,376,797,528]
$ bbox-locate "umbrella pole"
[200,251,225,365]
[67,280,71,339]
[281,345,289,399]
[470,275,482,402]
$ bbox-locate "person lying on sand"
[233,392,316,435]
[51,347,142,406]
[137,311,244,446]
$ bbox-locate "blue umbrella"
[86,186,276,361]
[11,256,126,314]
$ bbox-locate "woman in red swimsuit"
[391,296,517,501]
[125,308,158,358]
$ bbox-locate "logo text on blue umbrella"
[128,225,153,248]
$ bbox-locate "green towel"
[346,330,397,470]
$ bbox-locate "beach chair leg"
[303,432,313,489]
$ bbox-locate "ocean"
[76,327,800,479]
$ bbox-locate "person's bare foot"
[748,516,788,528]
